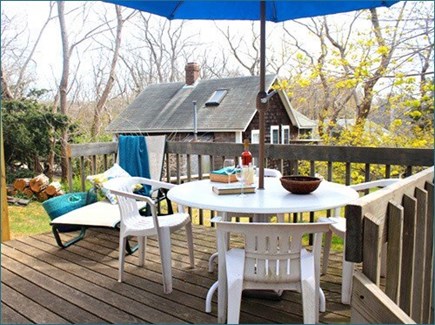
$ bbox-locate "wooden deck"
[2,225,350,324]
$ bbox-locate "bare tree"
[90,5,127,140]
[216,22,260,76]
[118,12,199,92]
[57,1,113,181]
[117,53,148,96]
[1,3,56,98]
[215,22,291,77]
[57,1,70,181]
[200,48,235,79]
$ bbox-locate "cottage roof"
[106,74,316,134]
[106,75,277,134]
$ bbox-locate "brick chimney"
[185,62,200,86]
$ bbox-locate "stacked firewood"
[12,174,64,202]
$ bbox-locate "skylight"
[205,89,228,106]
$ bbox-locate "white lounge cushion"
[50,201,147,228]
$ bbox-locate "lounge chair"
[49,135,168,252]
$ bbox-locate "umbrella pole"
[258,112,265,189]
[257,1,266,189]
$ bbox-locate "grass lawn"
[8,201,51,239]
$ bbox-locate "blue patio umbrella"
[103,0,399,189]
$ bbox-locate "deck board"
[2,226,351,324]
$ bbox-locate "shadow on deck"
[1,225,350,324]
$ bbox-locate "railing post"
[1,127,10,242]
[66,144,73,192]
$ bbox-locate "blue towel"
[211,167,238,175]
[118,135,152,196]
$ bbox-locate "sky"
[1,0,416,94]
[2,1,66,89]
[1,0,326,90]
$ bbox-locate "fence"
[346,166,434,323]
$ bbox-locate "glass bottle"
[241,138,252,166]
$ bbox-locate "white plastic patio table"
[168,177,358,323]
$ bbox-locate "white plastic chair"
[319,178,400,304]
[104,176,194,294]
[214,220,330,324]
[207,168,283,275]
[262,168,283,178]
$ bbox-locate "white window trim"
[270,125,279,144]
[235,131,243,143]
[281,125,290,144]
[251,129,259,144]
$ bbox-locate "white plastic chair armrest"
[350,178,400,191]
[130,177,176,191]
[211,216,222,223]
[317,218,333,224]
[108,188,155,206]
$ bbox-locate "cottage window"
[205,89,228,106]
[251,130,259,144]
[270,125,279,144]
[281,125,290,144]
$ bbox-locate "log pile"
[11,174,64,203]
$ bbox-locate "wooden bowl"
[280,175,322,194]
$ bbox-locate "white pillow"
[87,163,131,204]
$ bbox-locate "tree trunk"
[1,66,14,100]
[46,92,60,180]
[356,82,375,124]
[356,7,403,123]
[33,155,44,174]
[90,5,123,141]
[317,30,329,138]
[57,1,70,182]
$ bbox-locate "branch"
[14,1,57,97]
[282,23,314,65]
[216,23,257,75]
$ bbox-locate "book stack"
[210,167,237,183]
[212,183,256,195]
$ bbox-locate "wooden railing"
[345,166,434,324]
[164,141,433,181]
[66,140,434,323]
[66,141,117,191]
[67,140,433,225]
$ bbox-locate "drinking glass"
[223,159,235,184]
[235,166,246,197]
